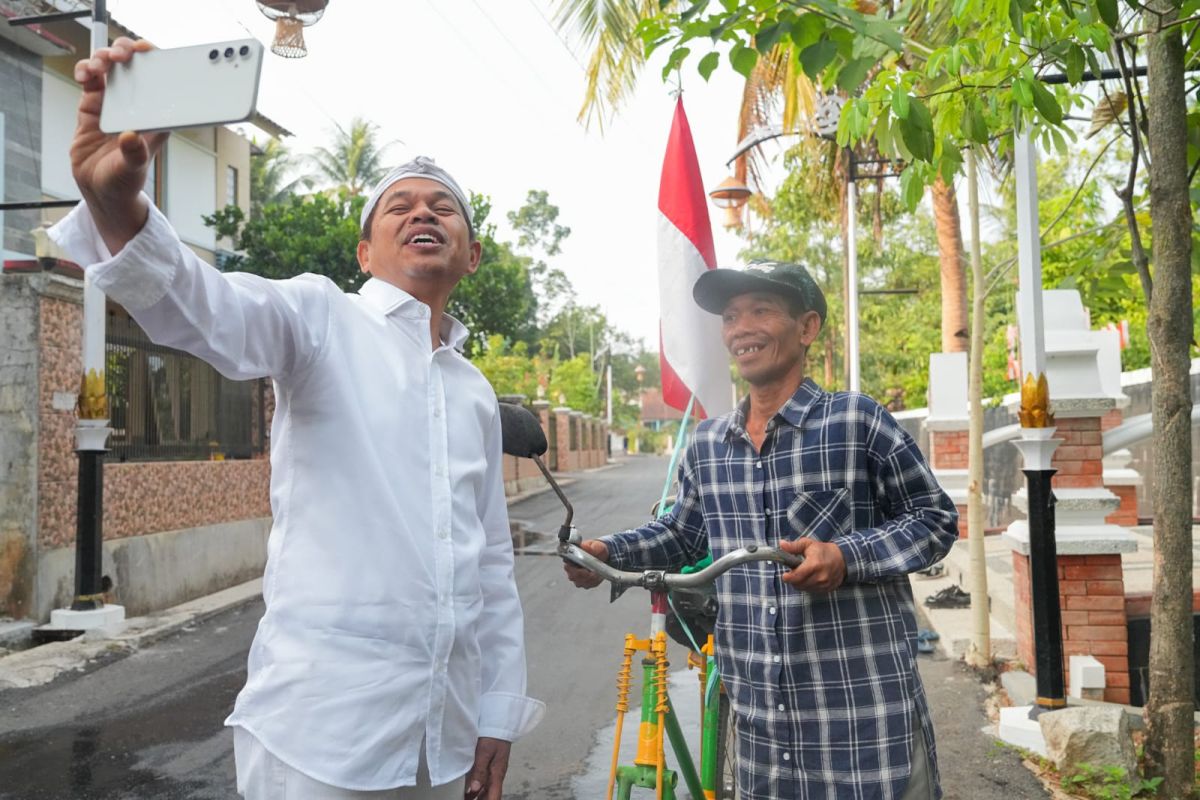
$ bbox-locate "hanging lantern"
[256,1,329,58]
[708,175,752,229]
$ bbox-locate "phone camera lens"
[209,49,219,61]
[224,47,235,59]
[239,45,250,57]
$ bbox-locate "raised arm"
[50,37,330,380]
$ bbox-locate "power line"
[467,0,565,102]
[523,0,588,73]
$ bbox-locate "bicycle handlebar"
[558,541,803,592]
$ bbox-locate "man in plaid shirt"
[566,261,958,800]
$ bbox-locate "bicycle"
[499,403,801,800]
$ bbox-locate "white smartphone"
[99,39,264,133]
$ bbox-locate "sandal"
[915,563,945,578]
[923,585,971,609]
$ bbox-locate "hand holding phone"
[99,38,264,134]
[70,36,167,256]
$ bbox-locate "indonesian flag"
[656,98,733,418]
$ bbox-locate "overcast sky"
[103,0,795,350]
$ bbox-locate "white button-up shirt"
[50,200,544,791]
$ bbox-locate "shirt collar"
[357,277,470,352]
[725,377,825,440]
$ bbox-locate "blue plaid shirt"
[602,379,958,800]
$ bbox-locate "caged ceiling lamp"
[256,0,328,58]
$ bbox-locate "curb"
[0,579,262,691]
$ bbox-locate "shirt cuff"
[598,533,634,571]
[47,194,180,311]
[476,692,546,742]
[835,533,871,584]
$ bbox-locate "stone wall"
[2,271,274,621]
[0,274,42,618]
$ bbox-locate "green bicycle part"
[615,764,677,800]
[701,679,721,793]
[664,696,704,800]
[679,552,714,575]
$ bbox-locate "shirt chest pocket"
[785,488,851,542]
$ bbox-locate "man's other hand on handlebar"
[564,540,608,589]
[778,537,846,593]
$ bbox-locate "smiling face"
[720,291,822,387]
[356,177,481,302]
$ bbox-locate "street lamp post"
[1011,129,1065,713]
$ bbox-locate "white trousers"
[234,727,461,800]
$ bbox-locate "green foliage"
[1060,762,1163,799]
[249,138,310,217]
[448,194,539,356]
[469,336,603,415]
[203,191,366,292]
[506,190,574,325]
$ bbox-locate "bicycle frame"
[559,539,800,800]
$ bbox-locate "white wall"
[40,69,80,200]
[165,136,216,251]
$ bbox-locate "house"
[638,387,685,432]
[0,5,292,622]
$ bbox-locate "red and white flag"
[656,98,733,418]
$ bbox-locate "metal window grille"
[105,311,266,462]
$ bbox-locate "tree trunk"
[930,177,969,353]
[1142,3,1195,796]
[965,149,990,668]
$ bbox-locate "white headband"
[359,155,474,237]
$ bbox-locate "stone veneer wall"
[35,285,271,551]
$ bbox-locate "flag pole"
[656,394,695,516]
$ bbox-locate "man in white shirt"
[52,37,543,800]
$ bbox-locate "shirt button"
[777,703,786,711]
[755,461,762,469]
[773,655,781,663]
[438,529,449,540]
[433,407,442,418]
[764,506,771,515]
[782,752,791,762]
[768,607,777,615]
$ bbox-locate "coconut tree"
[249,137,311,217]
[308,116,395,196]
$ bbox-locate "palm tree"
[250,138,311,217]
[308,117,395,196]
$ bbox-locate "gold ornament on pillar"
[78,369,108,420]
[1018,372,1054,428]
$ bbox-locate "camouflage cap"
[693,260,827,324]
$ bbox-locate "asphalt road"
[0,454,1046,799]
